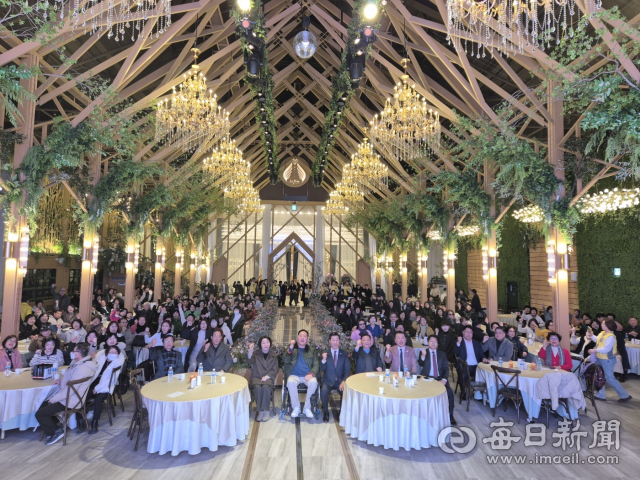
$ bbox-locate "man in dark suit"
[279,282,288,307]
[353,333,383,374]
[419,335,456,425]
[454,325,484,388]
[319,333,351,422]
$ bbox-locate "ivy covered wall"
[497,214,532,311]
[576,206,640,321]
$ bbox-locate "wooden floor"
[2,307,640,479]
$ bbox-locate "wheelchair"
[279,382,321,420]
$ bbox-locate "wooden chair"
[456,358,487,412]
[106,366,122,426]
[127,369,148,451]
[583,364,603,421]
[491,365,523,423]
[39,376,93,446]
[571,354,584,375]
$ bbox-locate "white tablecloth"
[0,367,72,438]
[498,314,518,327]
[626,342,640,374]
[141,372,250,455]
[339,372,450,451]
[476,362,582,421]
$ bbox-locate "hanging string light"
[369,58,440,162]
[156,17,230,152]
[59,0,173,42]
[445,0,602,58]
[513,204,545,223]
[428,230,442,240]
[456,225,480,237]
[577,188,640,214]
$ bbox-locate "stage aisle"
[1,307,639,479]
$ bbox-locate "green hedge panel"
[497,214,531,311]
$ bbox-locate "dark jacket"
[354,346,383,374]
[196,341,232,372]
[508,337,529,361]
[248,349,279,388]
[454,338,484,364]
[437,329,457,363]
[319,349,351,386]
[283,345,320,378]
[154,348,185,377]
[418,348,450,382]
[184,327,212,364]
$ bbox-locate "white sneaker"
[303,408,314,419]
[291,407,300,417]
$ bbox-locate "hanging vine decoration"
[123,184,176,240]
[231,0,279,180]
[311,0,384,186]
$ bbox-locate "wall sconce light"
[547,241,556,285]
[482,247,488,281]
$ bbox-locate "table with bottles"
[476,361,584,421]
[626,340,640,374]
[140,371,250,455]
[339,371,450,451]
[0,365,68,439]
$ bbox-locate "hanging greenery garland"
[231,0,279,180]
[311,0,384,186]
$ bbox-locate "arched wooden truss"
[2,0,639,202]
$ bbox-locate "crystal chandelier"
[61,0,172,42]
[238,190,264,215]
[344,138,388,193]
[334,180,364,209]
[445,0,602,58]
[369,61,440,162]
[203,137,247,189]
[322,191,349,216]
[577,188,640,214]
[513,204,545,223]
[156,47,230,152]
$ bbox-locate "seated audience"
[418,335,456,425]
[196,329,232,372]
[30,337,65,367]
[537,332,572,371]
[319,333,350,422]
[247,336,278,422]
[85,345,126,433]
[384,331,419,374]
[353,333,383,374]
[0,335,22,371]
[283,329,319,419]
[154,335,185,378]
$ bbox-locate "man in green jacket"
[283,329,319,418]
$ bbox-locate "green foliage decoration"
[576,205,640,321]
[311,0,384,186]
[550,8,640,178]
[496,214,531,311]
[231,0,279,178]
[124,184,175,240]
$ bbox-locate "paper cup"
[220,376,226,383]
[15,369,21,375]
[412,374,417,383]
[180,373,185,380]
[61,369,66,376]
[378,387,384,395]
[379,374,383,381]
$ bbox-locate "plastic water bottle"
[212,368,216,383]
[498,358,503,368]
[198,363,203,377]
[536,358,542,371]
[168,367,173,382]
[52,363,58,380]
[4,365,10,377]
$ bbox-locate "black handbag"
[132,334,146,347]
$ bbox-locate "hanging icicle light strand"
[513,204,545,223]
[577,188,640,214]
[445,0,602,58]
[456,225,480,237]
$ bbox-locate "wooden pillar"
[400,250,408,299]
[154,237,164,302]
[1,54,38,338]
[174,241,183,298]
[549,80,570,349]
[189,245,196,297]
[124,237,136,310]
[485,232,499,321]
[418,249,428,302]
[78,227,99,323]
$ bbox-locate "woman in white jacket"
[86,345,125,433]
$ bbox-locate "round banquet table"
[476,362,582,421]
[0,366,69,439]
[339,372,450,451]
[141,372,250,456]
[626,341,640,374]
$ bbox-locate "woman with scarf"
[506,326,529,361]
[537,332,572,371]
[0,335,23,371]
[86,344,126,433]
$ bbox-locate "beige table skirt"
[339,373,450,451]
[142,372,250,455]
